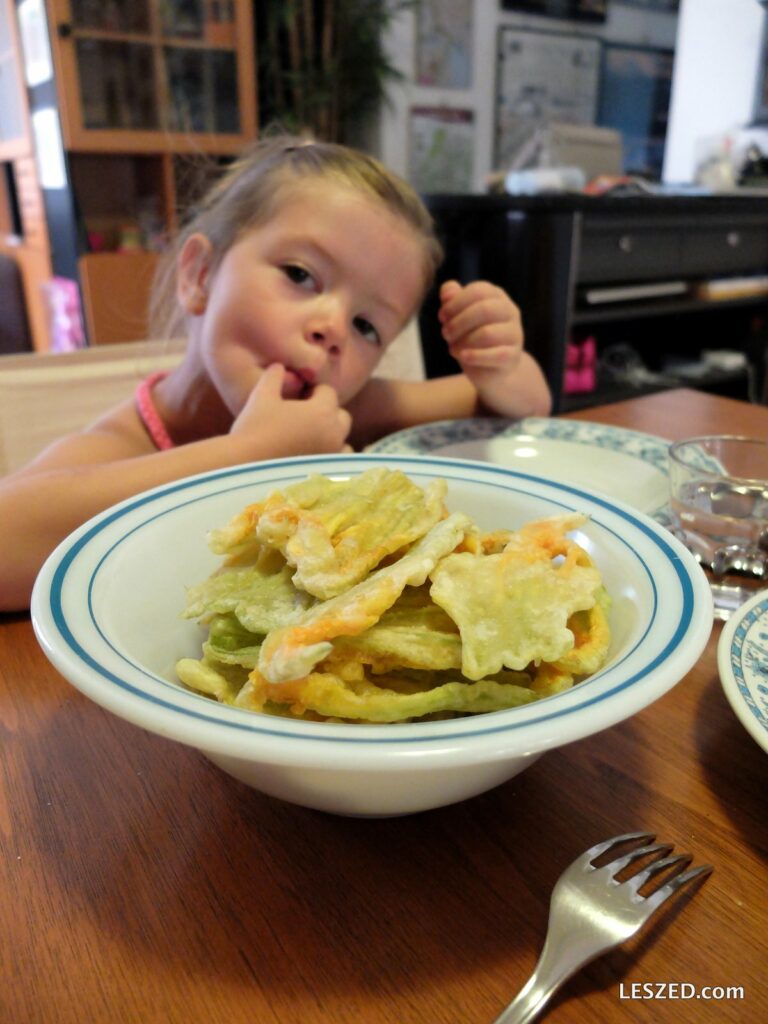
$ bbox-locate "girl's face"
[180,180,428,414]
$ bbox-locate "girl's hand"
[438,279,524,376]
[437,279,552,417]
[231,364,352,454]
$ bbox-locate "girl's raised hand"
[231,363,352,455]
[438,279,524,374]
[436,278,552,418]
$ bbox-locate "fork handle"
[493,936,585,1024]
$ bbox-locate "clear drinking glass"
[668,436,768,621]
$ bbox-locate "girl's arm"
[348,352,551,449]
[0,367,352,611]
[0,409,277,611]
[437,280,553,418]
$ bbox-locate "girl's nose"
[306,297,346,354]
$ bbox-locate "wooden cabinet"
[6,0,257,348]
[47,0,257,345]
[421,194,768,412]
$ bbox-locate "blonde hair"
[149,135,444,339]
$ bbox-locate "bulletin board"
[495,27,601,167]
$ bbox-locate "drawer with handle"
[578,221,684,283]
[680,223,768,276]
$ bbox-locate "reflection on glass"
[165,48,239,133]
[161,0,204,39]
[0,0,25,143]
[76,40,157,130]
[71,0,151,33]
[32,107,67,189]
[0,68,25,143]
[209,51,239,133]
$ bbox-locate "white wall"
[378,1,678,191]
[662,0,766,184]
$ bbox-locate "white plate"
[718,589,768,754]
[368,417,671,523]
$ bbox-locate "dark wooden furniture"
[420,193,768,411]
[2,389,767,1024]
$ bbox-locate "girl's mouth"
[283,367,316,399]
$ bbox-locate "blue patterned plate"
[718,589,768,754]
[368,417,671,524]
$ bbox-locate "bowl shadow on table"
[31,698,666,1019]
[694,672,767,858]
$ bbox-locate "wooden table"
[1,389,766,1023]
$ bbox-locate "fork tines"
[587,831,713,907]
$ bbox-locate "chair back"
[0,321,424,477]
[0,340,185,476]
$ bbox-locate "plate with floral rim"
[368,417,672,525]
[718,589,768,755]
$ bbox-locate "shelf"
[571,291,768,325]
[562,366,751,412]
[68,28,154,45]
[70,29,237,51]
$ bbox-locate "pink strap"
[135,371,175,450]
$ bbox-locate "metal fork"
[493,832,713,1024]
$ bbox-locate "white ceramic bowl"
[32,453,713,817]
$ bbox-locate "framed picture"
[416,0,473,89]
[495,27,601,166]
[597,44,675,178]
[500,1,608,23]
[409,107,475,193]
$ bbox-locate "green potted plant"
[255,0,413,145]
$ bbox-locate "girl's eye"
[353,316,380,346]
[283,265,315,289]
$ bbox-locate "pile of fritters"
[176,468,611,723]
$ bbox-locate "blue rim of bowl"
[40,453,701,748]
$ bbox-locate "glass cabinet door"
[70,0,151,34]
[50,0,252,149]
[75,39,157,131]
[164,46,238,134]
[160,0,204,39]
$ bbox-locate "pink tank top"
[135,371,175,450]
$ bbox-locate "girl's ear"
[177,233,213,315]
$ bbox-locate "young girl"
[0,136,551,610]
